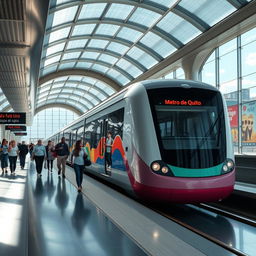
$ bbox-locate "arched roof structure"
[0,88,12,112]
[37,0,252,114]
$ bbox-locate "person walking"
[29,143,34,159]
[71,140,87,192]
[18,141,28,169]
[45,140,55,172]
[33,140,46,177]
[55,137,69,178]
[0,139,9,174]
[8,140,19,174]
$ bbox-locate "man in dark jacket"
[18,141,29,169]
[55,137,69,178]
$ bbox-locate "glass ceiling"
[37,75,115,113]
[38,0,251,114]
[0,88,12,112]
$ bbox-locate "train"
[47,79,235,203]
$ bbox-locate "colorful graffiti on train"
[84,135,126,171]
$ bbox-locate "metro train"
[47,80,235,203]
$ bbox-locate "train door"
[97,119,108,175]
[102,119,109,175]
[105,108,125,174]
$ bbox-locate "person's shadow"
[44,172,56,202]
[34,177,45,205]
[71,194,90,236]
[55,177,69,216]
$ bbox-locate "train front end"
[127,80,235,203]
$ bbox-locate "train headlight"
[222,159,235,173]
[222,165,228,172]
[161,166,169,174]
[227,160,234,170]
[151,162,161,171]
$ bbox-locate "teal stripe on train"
[167,163,223,177]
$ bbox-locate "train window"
[84,123,93,146]
[91,118,103,148]
[71,130,77,148]
[77,126,84,145]
[107,108,124,139]
[148,88,226,168]
[64,131,71,147]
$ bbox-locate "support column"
[181,48,214,81]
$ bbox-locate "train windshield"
[148,88,226,168]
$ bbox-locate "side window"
[107,108,124,139]
[87,118,103,149]
[84,122,93,146]
[71,130,77,148]
[77,126,84,145]
[64,132,70,147]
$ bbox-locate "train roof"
[140,79,218,91]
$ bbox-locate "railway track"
[196,203,256,227]
[151,204,249,256]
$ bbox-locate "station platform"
[234,182,256,198]
[0,160,253,256]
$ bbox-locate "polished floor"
[1,160,255,256]
[28,162,147,256]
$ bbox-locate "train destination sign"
[0,113,26,124]
[14,132,27,136]
[5,125,27,131]
[164,99,202,106]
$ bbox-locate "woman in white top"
[33,139,46,176]
[1,139,9,174]
[8,140,19,174]
[71,140,87,192]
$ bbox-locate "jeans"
[19,155,26,168]
[9,156,17,173]
[105,152,112,167]
[47,160,53,170]
[1,154,8,169]
[74,164,84,188]
[35,156,45,174]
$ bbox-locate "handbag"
[83,151,91,166]
[52,151,57,158]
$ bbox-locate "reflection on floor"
[28,161,147,256]
[0,167,27,255]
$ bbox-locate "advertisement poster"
[227,105,238,143]
[242,101,256,146]
[227,101,256,146]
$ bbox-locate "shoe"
[78,187,82,192]
[50,169,53,173]
[62,174,66,178]
[58,170,61,176]
[5,170,7,174]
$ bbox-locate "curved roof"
[0,88,12,112]
[37,75,115,113]
[38,0,251,114]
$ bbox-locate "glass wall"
[163,67,185,79]
[22,108,78,143]
[200,26,256,154]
